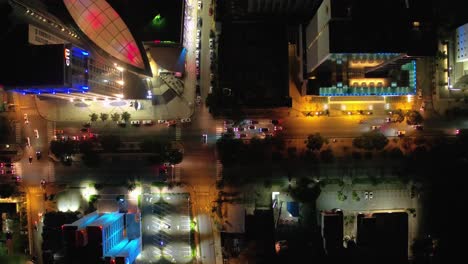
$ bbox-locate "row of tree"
[50,136,183,167]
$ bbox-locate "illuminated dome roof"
[63,0,144,70]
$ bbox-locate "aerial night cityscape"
[0,0,467,263]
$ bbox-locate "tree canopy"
[353,131,389,150]
[406,110,424,125]
[305,133,327,151]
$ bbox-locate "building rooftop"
[63,211,101,229]
[87,212,124,228]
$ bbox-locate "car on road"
[397,130,406,137]
[26,137,31,147]
[196,95,202,105]
[34,129,39,138]
[197,29,201,38]
[197,0,202,9]
[157,120,166,124]
[1,169,15,175]
[371,125,381,130]
[130,120,141,127]
[0,163,14,168]
[209,38,214,49]
[202,134,208,144]
[385,117,391,123]
[198,18,202,28]
[24,114,29,124]
[248,125,256,130]
[180,118,191,123]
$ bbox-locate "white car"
[26,137,31,147]
[142,120,153,126]
[209,38,214,48]
[197,29,201,38]
[180,118,191,123]
[196,42,200,49]
[34,129,39,138]
[196,95,202,105]
[195,49,200,58]
[197,0,202,10]
[130,120,141,126]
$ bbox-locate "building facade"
[1,0,151,101]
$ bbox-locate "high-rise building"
[304,0,436,97]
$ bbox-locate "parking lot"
[138,192,194,264]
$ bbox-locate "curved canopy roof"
[63,0,145,70]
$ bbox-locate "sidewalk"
[34,96,193,122]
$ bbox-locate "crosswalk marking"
[15,122,21,143]
[216,160,222,181]
[174,165,181,182]
[47,121,54,142]
[215,126,223,139]
[175,125,182,141]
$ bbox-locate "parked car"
[181,118,191,123]
[166,120,177,127]
[24,113,29,124]
[209,38,214,49]
[198,18,202,28]
[371,125,381,130]
[202,134,208,144]
[142,120,154,126]
[130,120,141,127]
[397,130,406,137]
[157,120,166,124]
[34,129,39,138]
